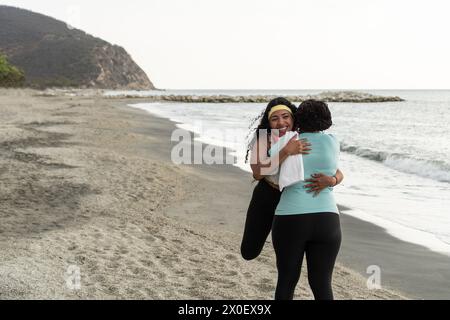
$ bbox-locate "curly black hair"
[245,97,297,163]
[295,99,332,133]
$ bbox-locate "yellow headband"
[268,105,293,119]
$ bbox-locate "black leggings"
[272,213,341,300]
[240,179,281,260]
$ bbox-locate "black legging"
[272,213,341,300]
[240,179,281,260]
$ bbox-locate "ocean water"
[124,90,450,256]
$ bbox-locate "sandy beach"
[0,88,411,300]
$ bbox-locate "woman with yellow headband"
[240,97,344,261]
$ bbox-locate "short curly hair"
[295,99,332,132]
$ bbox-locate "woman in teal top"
[270,99,341,300]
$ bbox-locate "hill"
[0,5,155,89]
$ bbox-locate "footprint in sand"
[106,262,120,269]
[221,281,237,289]
[74,255,86,265]
[224,254,238,261]
[139,259,154,267]
[106,286,119,295]
[93,232,103,239]
[144,235,157,243]
[154,235,166,242]
[129,266,148,276]
[188,257,202,263]
[93,274,106,283]
[223,270,238,277]
[255,278,275,293]
[143,287,156,297]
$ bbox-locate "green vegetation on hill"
[0,54,25,87]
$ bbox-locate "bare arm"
[335,169,344,185]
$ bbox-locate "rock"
[106,91,403,103]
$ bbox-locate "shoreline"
[0,90,413,299]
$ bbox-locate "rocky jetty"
[106,90,404,103]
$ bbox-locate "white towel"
[278,132,305,191]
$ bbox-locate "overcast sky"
[1,0,449,89]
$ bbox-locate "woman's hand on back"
[304,173,335,197]
[283,136,311,156]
